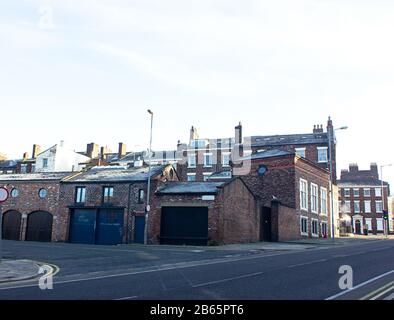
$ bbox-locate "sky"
[1,0,394,187]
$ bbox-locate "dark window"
[75,187,86,204]
[103,187,114,203]
[138,189,145,204]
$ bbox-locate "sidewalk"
[0,259,40,283]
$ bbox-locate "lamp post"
[380,164,392,238]
[328,125,348,240]
[144,109,154,245]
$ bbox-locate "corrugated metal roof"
[157,182,225,194]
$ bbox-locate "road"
[0,239,393,300]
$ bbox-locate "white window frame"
[345,200,351,213]
[376,218,384,231]
[310,183,319,214]
[203,153,213,168]
[376,200,383,213]
[320,187,328,215]
[187,154,197,168]
[364,188,371,197]
[187,173,196,182]
[353,188,360,198]
[375,188,382,197]
[364,200,371,213]
[295,148,306,158]
[317,147,328,163]
[222,152,231,167]
[203,172,212,181]
[365,218,373,231]
[300,179,309,211]
[300,216,308,236]
[311,219,319,237]
[321,221,328,237]
[344,188,350,197]
[354,200,360,213]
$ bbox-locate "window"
[38,188,47,199]
[353,188,360,197]
[376,218,384,231]
[138,189,145,204]
[376,201,383,213]
[317,147,328,163]
[295,148,306,158]
[75,187,86,203]
[344,188,350,197]
[187,174,196,182]
[344,201,351,213]
[188,154,196,168]
[320,188,327,215]
[203,173,212,181]
[43,158,48,168]
[300,216,308,236]
[321,222,328,237]
[365,218,373,231]
[191,140,206,148]
[204,153,213,167]
[364,200,371,213]
[375,188,382,197]
[103,187,114,203]
[364,188,371,197]
[300,179,308,211]
[311,184,318,213]
[222,153,231,167]
[354,201,360,213]
[311,219,319,237]
[20,164,27,173]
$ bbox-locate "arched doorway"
[355,220,361,235]
[2,210,22,240]
[25,211,53,242]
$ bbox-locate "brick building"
[389,196,394,233]
[150,178,258,245]
[236,149,331,240]
[337,163,390,235]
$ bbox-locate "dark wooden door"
[2,210,22,240]
[261,207,272,242]
[25,211,53,242]
[134,216,145,244]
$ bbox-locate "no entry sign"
[0,187,8,203]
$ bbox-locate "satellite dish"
[258,165,268,176]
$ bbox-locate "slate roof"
[250,133,328,147]
[0,160,18,169]
[64,165,168,183]
[242,149,294,161]
[337,179,390,187]
[156,182,225,195]
[0,172,72,181]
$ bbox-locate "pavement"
[0,259,40,283]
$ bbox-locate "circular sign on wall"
[0,187,9,203]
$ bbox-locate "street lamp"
[328,125,348,240]
[144,109,154,245]
[380,164,392,238]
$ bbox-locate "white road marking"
[384,292,394,300]
[192,271,265,288]
[370,286,394,300]
[114,296,138,300]
[287,259,327,268]
[325,270,394,300]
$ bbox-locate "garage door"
[69,209,124,245]
[2,210,22,240]
[96,209,124,245]
[160,207,208,246]
[69,209,96,244]
[25,211,53,242]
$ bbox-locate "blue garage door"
[134,216,145,244]
[96,209,124,245]
[69,209,96,244]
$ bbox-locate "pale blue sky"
[1,0,394,186]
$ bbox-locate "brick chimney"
[349,163,359,173]
[23,152,29,161]
[32,144,41,159]
[118,142,127,159]
[313,124,324,134]
[86,143,99,159]
[370,163,379,179]
[190,126,199,141]
[235,122,243,144]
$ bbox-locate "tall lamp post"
[380,164,392,238]
[144,109,154,245]
[328,125,348,240]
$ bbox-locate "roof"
[64,165,168,183]
[337,179,390,187]
[207,170,232,180]
[250,133,328,147]
[242,149,294,161]
[156,182,225,195]
[0,172,72,181]
[0,160,18,169]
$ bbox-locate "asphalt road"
[0,239,393,300]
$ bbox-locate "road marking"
[325,270,394,300]
[288,259,327,268]
[114,296,138,300]
[360,281,394,300]
[192,271,265,288]
[384,292,394,300]
[370,286,394,300]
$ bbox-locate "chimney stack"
[313,124,324,134]
[349,163,359,173]
[118,142,127,159]
[23,152,29,161]
[235,122,243,144]
[190,126,199,141]
[370,163,379,179]
[32,144,41,159]
[86,143,99,159]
